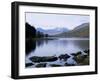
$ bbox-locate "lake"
[25,37,89,68]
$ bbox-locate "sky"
[26,12,89,30]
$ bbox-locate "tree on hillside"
[25,22,36,38]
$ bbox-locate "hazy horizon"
[26,12,89,30]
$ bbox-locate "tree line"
[26,22,48,39]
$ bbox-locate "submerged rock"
[71,53,78,56]
[35,63,47,68]
[58,54,70,61]
[30,56,58,63]
[25,63,34,67]
[50,64,62,67]
[64,63,75,66]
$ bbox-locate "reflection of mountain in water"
[25,22,89,54]
[25,22,49,54]
[26,39,36,54]
[26,38,52,55]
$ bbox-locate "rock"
[25,63,34,67]
[30,56,58,63]
[35,63,47,68]
[76,51,82,56]
[73,54,89,65]
[84,49,89,55]
[73,54,84,63]
[58,54,70,61]
[81,56,89,65]
[64,63,75,66]
[82,54,88,58]
[71,53,78,56]
[71,51,82,57]
[50,64,62,67]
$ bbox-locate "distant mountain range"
[36,27,69,35]
[56,23,89,37]
[36,23,89,37]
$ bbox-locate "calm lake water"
[25,37,89,67]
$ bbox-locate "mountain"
[56,23,89,37]
[36,27,69,35]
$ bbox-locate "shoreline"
[26,49,89,68]
[26,37,89,41]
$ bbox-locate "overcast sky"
[26,12,89,30]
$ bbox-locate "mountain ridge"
[36,27,69,35]
[55,23,89,37]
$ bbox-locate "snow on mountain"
[36,27,69,35]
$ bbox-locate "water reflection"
[26,39,36,55]
[25,38,89,67]
[26,38,52,55]
[26,38,89,57]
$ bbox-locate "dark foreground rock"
[50,64,62,67]
[35,63,47,68]
[30,56,58,63]
[76,51,82,55]
[71,51,82,56]
[71,53,77,56]
[58,54,70,61]
[84,49,89,55]
[25,63,34,67]
[27,49,89,68]
[73,54,89,65]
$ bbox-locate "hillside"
[56,23,89,37]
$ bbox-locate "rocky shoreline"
[26,49,89,68]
